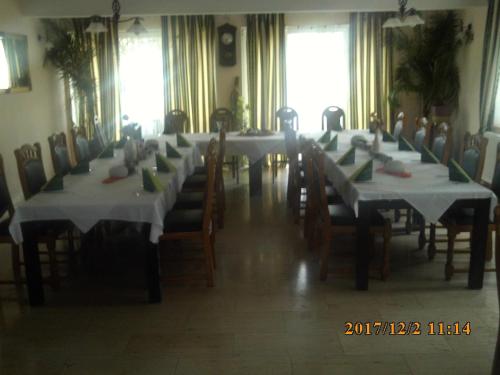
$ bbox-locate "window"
[0,38,10,90]
[119,23,164,137]
[285,25,350,132]
[494,84,500,131]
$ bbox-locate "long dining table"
[9,135,203,306]
[313,130,497,290]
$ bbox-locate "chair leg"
[405,208,412,235]
[202,234,214,287]
[395,209,401,223]
[67,229,77,272]
[11,244,22,287]
[319,234,331,281]
[381,223,392,281]
[427,224,436,260]
[445,227,457,281]
[418,214,426,250]
[46,238,60,290]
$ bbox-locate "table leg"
[143,224,161,303]
[356,202,371,290]
[22,222,44,306]
[468,198,490,289]
[249,158,263,197]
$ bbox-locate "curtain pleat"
[480,0,500,133]
[349,13,393,130]
[162,16,217,133]
[246,14,286,131]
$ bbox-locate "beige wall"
[0,0,66,204]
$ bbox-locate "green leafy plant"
[390,11,469,115]
[43,19,95,125]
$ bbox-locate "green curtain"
[246,14,286,131]
[480,0,500,133]
[349,13,393,130]
[161,16,217,133]
[71,18,121,140]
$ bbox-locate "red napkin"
[376,167,412,178]
[102,176,127,184]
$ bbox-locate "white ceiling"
[20,0,487,18]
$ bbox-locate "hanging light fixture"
[383,0,425,28]
[85,0,147,35]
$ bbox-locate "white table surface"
[9,137,203,244]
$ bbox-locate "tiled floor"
[0,168,498,374]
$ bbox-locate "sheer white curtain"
[119,22,164,137]
[494,86,500,130]
[286,25,350,132]
[0,39,10,90]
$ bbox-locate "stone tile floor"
[0,169,497,374]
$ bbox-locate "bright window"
[286,25,350,132]
[119,24,164,137]
[0,38,10,90]
[494,83,500,131]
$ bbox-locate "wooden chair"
[71,127,92,164]
[210,108,238,184]
[121,123,142,140]
[272,107,299,184]
[164,109,188,134]
[413,117,432,152]
[48,133,72,176]
[322,106,345,131]
[13,144,76,289]
[310,146,392,280]
[430,122,453,165]
[159,139,218,287]
[392,111,408,140]
[437,133,491,280]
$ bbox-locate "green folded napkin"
[115,138,127,149]
[70,161,90,175]
[382,131,396,142]
[398,136,415,151]
[142,168,164,192]
[324,135,338,151]
[421,145,440,164]
[98,143,114,158]
[317,130,331,144]
[448,159,471,183]
[156,153,177,173]
[43,175,64,191]
[337,146,356,166]
[350,159,373,182]
[176,133,192,148]
[166,142,182,158]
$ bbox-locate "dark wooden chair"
[310,146,392,281]
[71,127,92,164]
[210,108,238,184]
[413,117,432,152]
[121,123,142,140]
[164,109,188,134]
[159,138,218,287]
[14,144,76,289]
[322,106,345,131]
[392,112,407,140]
[437,133,492,280]
[430,122,453,165]
[272,107,299,184]
[48,132,72,176]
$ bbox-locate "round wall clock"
[218,23,237,67]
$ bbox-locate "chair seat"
[183,174,207,189]
[328,204,385,226]
[174,192,204,210]
[164,209,203,233]
[440,208,485,226]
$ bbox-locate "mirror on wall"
[0,32,32,94]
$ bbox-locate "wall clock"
[218,23,237,67]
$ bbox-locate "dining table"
[9,135,203,306]
[312,130,498,290]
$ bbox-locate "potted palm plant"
[390,11,472,119]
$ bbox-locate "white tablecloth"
[314,130,498,223]
[9,140,203,244]
[182,132,286,164]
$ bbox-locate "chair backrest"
[164,109,188,134]
[460,132,488,182]
[311,146,330,227]
[276,107,299,131]
[413,117,431,152]
[202,138,218,232]
[491,143,500,198]
[121,123,142,140]
[393,112,405,140]
[322,106,345,131]
[0,154,14,221]
[284,127,299,162]
[14,143,47,200]
[71,127,91,164]
[431,122,452,165]
[48,132,72,176]
[210,108,234,133]
[216,129,226,194]
[302,140,317,215]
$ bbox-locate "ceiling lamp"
[85,0,147,35]
[383,0,425,28]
